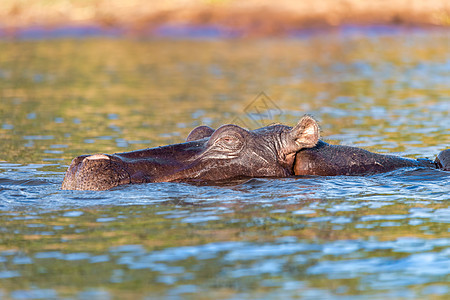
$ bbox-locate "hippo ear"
[289,115,319,150]
[186,125,215,142]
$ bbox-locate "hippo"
[62,116,320,190]
[62,116,449,191]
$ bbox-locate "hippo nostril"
[61,153,131,191]
[84,154,110,161]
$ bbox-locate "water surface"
[0,30,449,299]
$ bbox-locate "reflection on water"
[0,176,449,299]
[0,29,449,299]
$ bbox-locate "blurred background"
[0,2,449,299]
[1,0,449,165]
[1,0,449,36]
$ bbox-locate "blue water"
[0,162,448,298]
[0,28,449,299]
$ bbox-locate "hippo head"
[62,116,319,190]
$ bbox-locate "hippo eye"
[204,124,248,157]
[216,135,243,150]
[222,137,234,144]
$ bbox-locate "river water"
[0,28,449,299]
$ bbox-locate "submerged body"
[294,140,439,176]
[62,116,449,191]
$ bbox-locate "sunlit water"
[0,28,449,299]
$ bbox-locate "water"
[0,29,449,299]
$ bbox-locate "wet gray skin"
[62,116,449,191]
[187,123,449,176]
[293,141,446,176]
[188,124,449,177]
[62,116,320,191]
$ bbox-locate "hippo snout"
[62,154,131,191]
